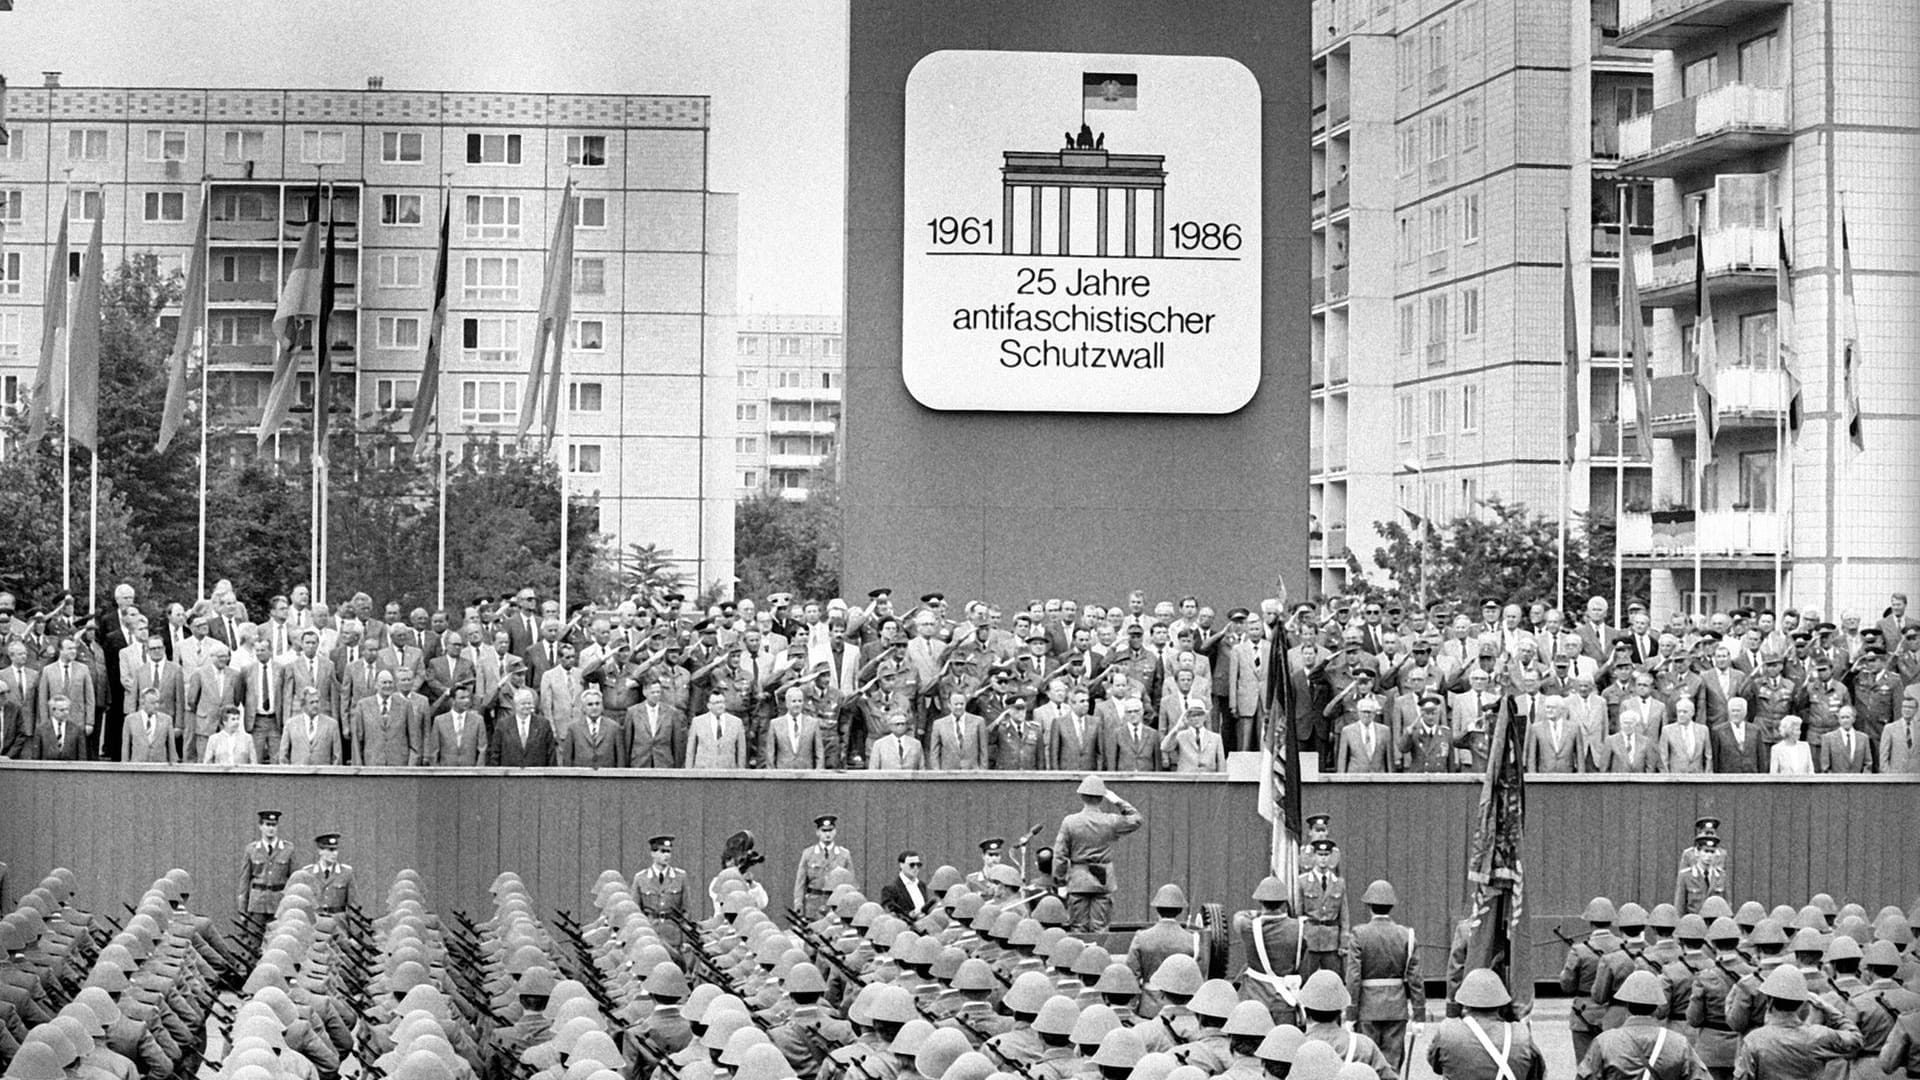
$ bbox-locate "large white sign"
[902,50,1262,414]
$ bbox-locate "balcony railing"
[1327,349,1349,385]
[1619,509,1787,557]
[1425,250,1448,276]
[1649,367,1791,435]
[1632,226,1778,296]
[1328,94,1351,130]
[1329,265,1349,302]
[1425,66,1448,95]
[1330,177,1350,213]
[1310,352,1327,389]
[1311,275,1327,306]
[1312,103,1328,136]
[1618,84,1788,173]
[1424,342,1447,368]
[1423,432,1448,460]
[1311,189,1327,219]
[1310,444,1325,474]
[1324,524,1349,562]
[1589,423,1647,460]
[1326,443,1348,472]
[1617,0,1791,51]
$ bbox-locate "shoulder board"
[337,863,353,872]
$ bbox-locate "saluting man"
[237,809,295,917]
[635,834,690,951]
[304,832,354,915]
[792,814,853,920]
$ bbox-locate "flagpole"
[60,173,73,597]
[1614,185,1627,621]
[309,173,324,607]
[1558,209,1571,617]
[195,177,211,599]
[317,179,334,607]
[557,170,573,622]
[435,175,451,614]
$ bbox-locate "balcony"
[1327,349,1349,386]
[767,452,829,471]
[1310,444,1325,474]
[1328,94,1350,131]
[1325,443,1348,473]
[1328,265,1349,303]
[1310,352,1327,389]
[1425,249,1448,276]
[1312,103,1328,137]
[1618,509,1787,562]
[1311,189,1327,220]
[210,280,278,304]
[1311,275,1327,307]
[1591,223,1652,260]
[1632,227,1779,307]
[766,418,837,437]
[210,219,282,244]
[1617,84,1788,177]
[1330,178,1349,213]
[766,384,840,402]
[1648,367,1791,438]
[1423,432,1448,460]
[1615,0,1791,51]
[1589,423,1649,461]
[1322,523,1350,563]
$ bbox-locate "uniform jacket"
[428,709,486,767]
[793,843,855,909]
[1346,915,1423,1022]
[1129,918,1203,987]
[121,709,177,763]
[240,839,295,913]
[1426,1017,1548,1080]
[1296,870,1348,953]
[280,711,344,767]
[625,702,687,768]
[1053,801,1144,896]
[489,713,556,768]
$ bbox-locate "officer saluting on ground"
[238,809,294,917]
[1052,775,1143,934]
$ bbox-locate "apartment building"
[734,313,842,500]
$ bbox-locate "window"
[1738,33,1779,87]
[462,256,521,301]
[567,443,603,474]
[566,135,607,167]
[742,471,760,489]
[459,379,521,426]
[376,379,418,413]
[0,191,20,223]
[777,336,802,357]
[214,191,272,221]
[1737,451,1775,510]
[823,337,841,358]
[300,130,346,164]
[573,257,607,296]
[143,129,187,162]
[142,191,186,222]
[1461,193,1481,243]
[1461,477,1479,513]
[1459,97,1482,151]
[1427,388,1449,435]
[222,129,264,162]
[1426,114,1449,163]
[1615,86,1654,126]
[377,254,422,288]
[821,372,835,389]
[1398,215,1416,264]
[1457,1,1483,54]
[377,316,421,349]
[1397,303,1417,355]
[1425,294,1449,363]
[1,129,23,160]
[465,132,523,164]
[737,368,761,387]
[568,382,604,413]
[0,252,20,296]
[1715,173,1777,230]
[1398,37,1418,90]
[1737,312,1777,369]
[218,254,273,283]
[463,194,522,240]
[1396,394,1414,444]
[736,436,760,454]
[1425,21,1449,90]
[381,131,424,163]
[1398,128,1419,175]
[380,193,423,226]
[1678,458,1720,511]
[568,319,605,351]
[775,370,807,389]
[739,337,761,356]
[737,403,759,422]
[461,317,520,364]
[0,313,19,362]
[1460,286,1481,337]
[1682,55,1719,98]
[1461,383,1480,432]
[68,190,103,221]
[573,195,607,229]
[211,315,268,345]
[67,129,108,161]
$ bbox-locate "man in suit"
[1597,711,1658,773]
[763,686,825,769]
[1,641,38,740]
[0,679,30,759]
[927,691,987,770]
[1657,698,1712,773]
[537,643,583,741]
[1617,671,1669,742]
[1709,697,1766,773]
[470,626,505,709]
[1050,689,1102,773]
[420,632,474,718]
[257,595,297,658]
[356,670,418,767]
[1101,696,1160,772]
[393,668,435,757]
[558,687,625,768]
[37,637,96,749]
[278,629,335,722]
[504,590,543,657]
[626,678,686,769]
[684,691,745,769]
[377,626,427,687]
[242,638,285,764]
[1334,696,1392,774]
[279,687,344,767]
[490,687,555,768]
[184,641,241,763]
[121,687,177,763]
[1032,679,1074,770]
[1524,694,1586,773]
[427,686,487,767]
[341,638,386,717]
[524,619,567,690]
[1880,693,1918,774]
[33,695,89,760]
[1161,701,1226,773]
[1819,707,1872,774]
[868,712,924,771]
[1224,613,1264,754]
[1563,674,1612,771]
[1575,596,1616,663]
[1695,646,1750,728]
[124,635,187,730]
[880,850,936,921]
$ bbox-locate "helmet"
[1032,996,1082,1037]
[1699,896,1734,921]
[1298,970,1350,1012]
[1789,927,1826,955]
[1070,1004,1121,1049]
[786,962,827,996]
[1095,963,1140,996]
[1253,877,1290,903]
[1615,903,1649,929]
[1613,971,1665,1007]
[1583,897,1616,923]
[953,959,997,992]
[916,1028,974,1080]
[1648,904,1680,931]
[1222,1000,1275,1038]
[1147,954,1202,996]
[1758,965,1809,1003]
[1004,972,1056,1015]
[1091,1029,1146,1069]
[1360,880,1397,907]
[1735,901,1767,927]
[1151,884,1188,911]
[1748,919,1788,948]
[1255,1025,1307,1064]
[1822,935,1862,963]
[1189,980,1239,1020]
[1454,969,1510,1009]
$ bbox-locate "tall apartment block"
[1309,0,1652,601]
[0,77,739,589]
[733,314,843,500]
[1610,0,1919,618]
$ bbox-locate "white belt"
[1361,978,1403,987]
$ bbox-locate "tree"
[436,439,612,609]
[619,543,688,608]
[733,477,842,601]
[0,431,155,613]
[1367,497,1645,612]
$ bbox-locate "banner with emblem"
[1462,695,1530,1016]
[1259,610,1303,897]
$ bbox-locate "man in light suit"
[1695,646,1750,728]
[503,590,543,656]
[1032,679,1074,769]
[1523,694,1586,773]
[1597,712,1659,773]
[37,637,96,743]
[868,712,924,771]
[1,641,38,739]
[1101,697,1160,771]
[538,645,584,742]
[1334,695,1392,774]
[121,687,177,763]
[763,687,825,769]
[558,687,625,768]
[1050,689,1103,773]
[1224,615,1264,754]
[242,638,287,764]
[1574,596,1616,663]
[489,687,555,768]
[1618,671,1669,743]
[420,632,474,718]
[1657,698,1712,773]
[33,695,89,760]
[1880,693,1918,774]
[685,692,745,769]
[377,626,427,686]
[625,678,686,768]
[1563,674,1611,771]
[355,670,418,766]
[1819,708,1872,774]
[278,630,334,722]
[279,687,344,767]
[1161,703,1225,773]
[341,638,386,716]
[124,636,187,729]
[184,642,241,763]
[427,686,486,767]
[116,620,155,713]
[927,692,987,770]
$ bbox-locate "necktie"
[649,707,659,737]
[151,661,160,686]
[895,735,905,758]
[1362,724,1373,757]
[589,720,599,742]
[1626,735,1635,765]
[144,714,154,741]
[548,643,557,666]
[55,722,66,746]
[791,717,800,748]
[1684,725,1694,757]
[519,717,530,745]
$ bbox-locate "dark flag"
[313,195,338,463]
[1462,695,1530,1015]
[1258,609,1303,887]
[408,194,453,449]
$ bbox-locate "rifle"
[623,1028,686,1080]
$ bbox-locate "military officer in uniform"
[793,815,854,921]
[1129,884,1202,1000]
[1299,814,1344,876]
[1297,840,1348,980]
[1732,966,1861,1080]
[1675,826,1728,917]
[1051,775,1144,934]
[1345,880,1424,1076]
[1578,970,1710,1080]
[967,838,1010,894]
[1562,897,1623,1065]
[238,809,295,923]
[1427,970,1546,1080]
[303,833,354,916]
[635,835,690,951]
[1234,876,1304,1024]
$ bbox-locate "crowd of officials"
[0,580,1915,775]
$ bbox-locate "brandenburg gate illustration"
[1000,138,1169,258]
